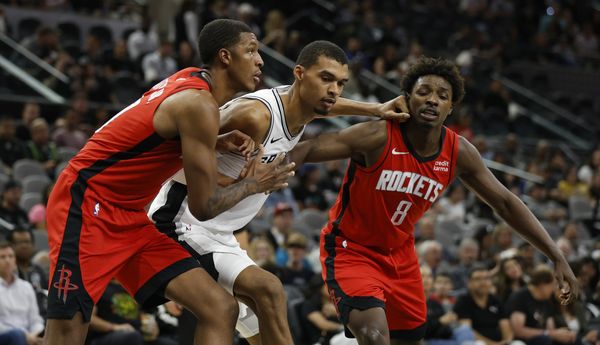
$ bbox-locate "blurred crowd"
[0,0,600,345]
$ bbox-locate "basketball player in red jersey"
[43,19,295,345]
[289,57,578,345]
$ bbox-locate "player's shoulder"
[165,89,218,115]
[221,97,271,130]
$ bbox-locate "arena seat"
[22,174,51,195]
[12,159,45,182]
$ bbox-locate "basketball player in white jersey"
[148,41,410,344]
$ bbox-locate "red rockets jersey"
[65,67,212,210]
[324,120,459,250]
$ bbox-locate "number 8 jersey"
[324,120,459,250]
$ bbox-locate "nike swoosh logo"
[392,148,410,155]
[270,137,283,144]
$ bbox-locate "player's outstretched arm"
[328,94,410,122]
[289,120,387,166]
[456,136,578,304]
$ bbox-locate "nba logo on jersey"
[93,203,100,216]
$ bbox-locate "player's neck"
[207,68,238,106]
[280,85,314,135]
[405,121,443,157]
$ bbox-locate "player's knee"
[254,273,285,306]
[192,288,238,324]
[350,324,387,344]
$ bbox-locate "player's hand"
[376,94,410,122]
[554,259,578,305]
[216,130,256,160]
[242,145,295,194]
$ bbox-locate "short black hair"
[197,19,252,66]
[6,228,34,244]
[468,264,489,279]
[401,57,465,104]
[296,40,348,69]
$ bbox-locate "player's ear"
[293,65,304,81]
[218,48,232,66]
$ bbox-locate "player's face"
[298,56,349,115]
[408,75,453,128]
[228,32,263,92]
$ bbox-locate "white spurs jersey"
[148,86,304,251]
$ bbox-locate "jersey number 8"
[391,200,412,225]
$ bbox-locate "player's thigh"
[347,307,389,335]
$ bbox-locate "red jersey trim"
[400,124,447,163]
[447,133,459,184]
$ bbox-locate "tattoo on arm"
[203,180,256,218]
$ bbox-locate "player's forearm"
[497,193,564,262]
[330,97,381,117]
[203,181,256,219]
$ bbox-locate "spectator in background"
[0,116,26,169]
[454,266,513,345]
[52,107,88,150]
[507,265,576,345]
[474,225,495,266]
[415,215,437,244]
[435,184,467,224]
[522,184,567,223]
[299,275,344,345]
[105,40,136,77]
[0,242,44,345]
[491,223,514,258]
[16,102,40,141]
[418,240,446,275]
[494,257,527,304]
[293,165,328,211]
[571,257,599,303]
[25,118,58,177]
[447,107,474,142]
[127,16,159,62]
[235,3,261,37]
[266,202,294,253]
[142,40,177,85]
[28,183,52,231]
[247,235,279,275]
[262,10,287,54]
[574,23,598,58]
[0,181,29,238]
[558,298,598,345]
[587,171,600,234]
[20,26,59,65]
[429,272,457,312]
[557,223,587,260]
[451,238,480,291]
[517,242,539,276]
[176,41,197,69]
[6,228,47,318]
[422,265,476,345]
[555,166,589,203]
[279,232,314,286]
[578,148,600,186]
[88,279,171,345]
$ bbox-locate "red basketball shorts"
[46,169,199,321]
[320,225,427,340]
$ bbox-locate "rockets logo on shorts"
[53,264,79,303]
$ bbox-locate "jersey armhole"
[355,120,392,174]
[447,130,459,184]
